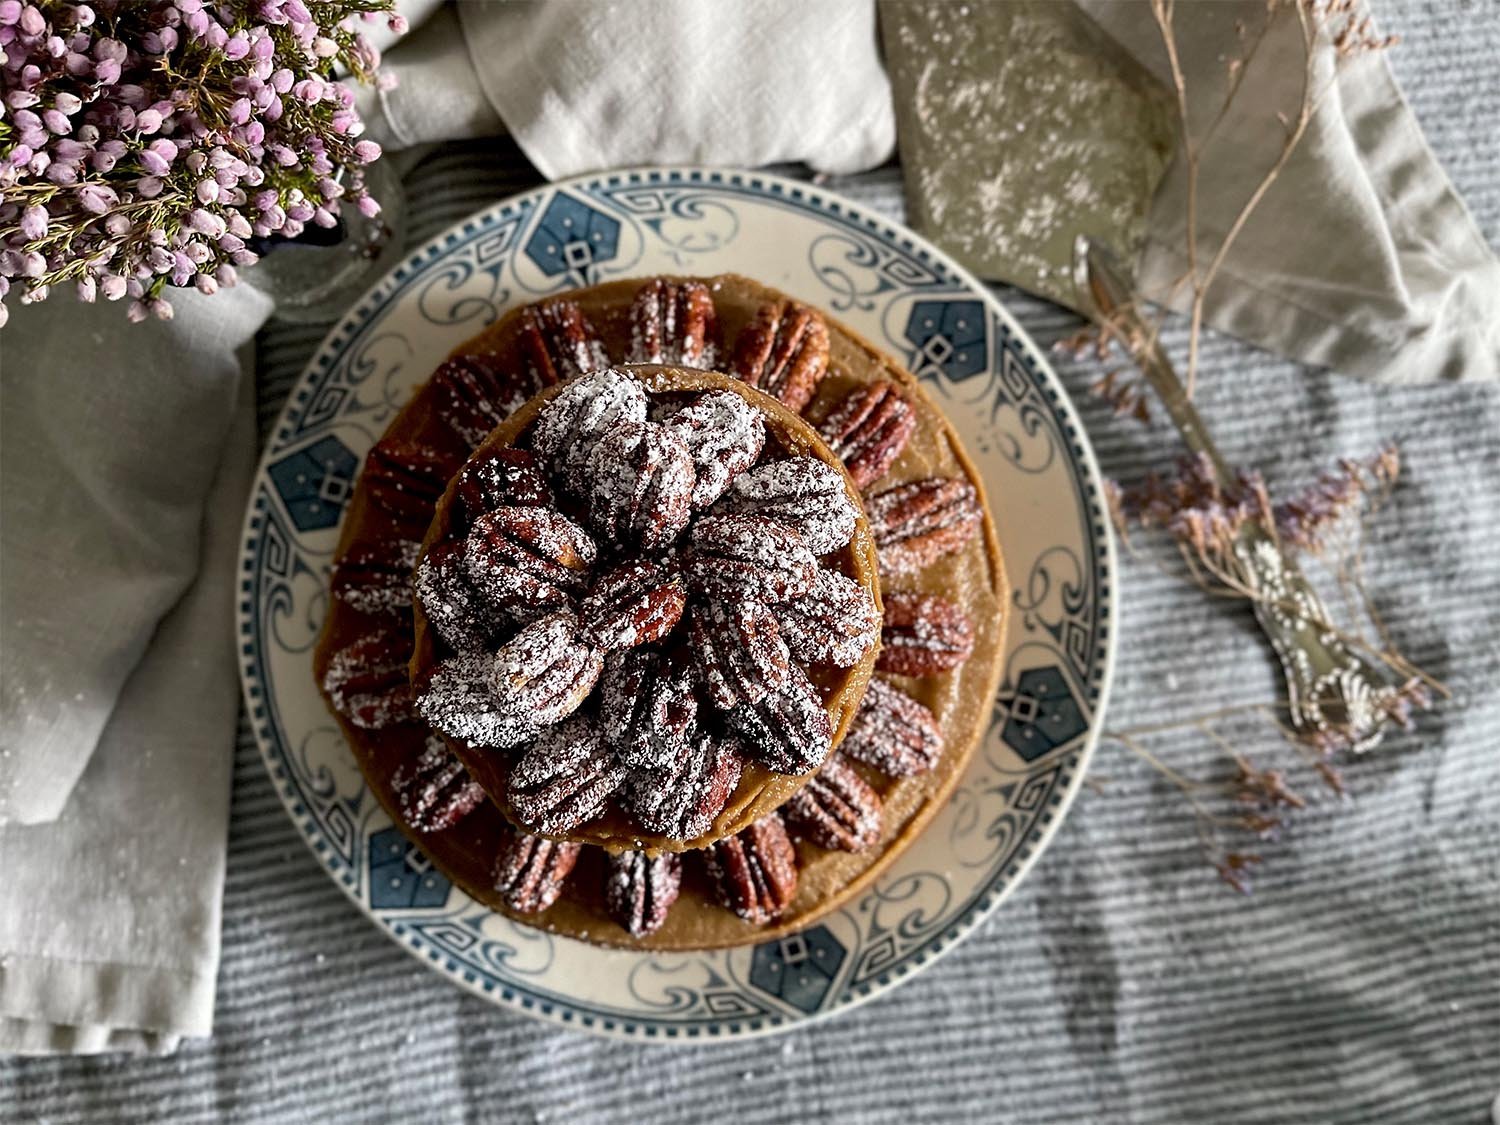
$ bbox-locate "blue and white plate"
[237,168,1115,1040]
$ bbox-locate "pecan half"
[818,380,916,489]
[730,299,830,413]
[840,678,943,777]
[727,666,833,775]
[703,814,799,925]
[776,566,880,668]
[584,420,696,553]
[321,630,418,731]
[687,600,790,709]
[866,477,982,576]
[723,457,858,555]
[529,367,649,485]
[417,649,540,751]
[597,649,698,771]
[488,611,604,726]
[663,390,766,509]
[506,714,625,835]
[493,832,581,915]
[877,592,975,677]
[453,448,554,529]
[606,850,683,938]
[392,733,485,833]
[431,353,529,449]
[517,300,608,388]
[579,560,687,651]
[781,752,882,852]
[331,537,420,617]
[627,278,718,367]
[414,538,500,653]
[627,732,744,840]
[466,505,597,620]
[364,441,462,522]
[684,514,819,604]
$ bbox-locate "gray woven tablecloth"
[4,1,1497,1119]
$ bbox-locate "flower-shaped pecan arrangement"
[318,277,999,943]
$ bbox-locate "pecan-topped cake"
[314,275,1008,949]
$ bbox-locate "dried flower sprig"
[0,0,404,326]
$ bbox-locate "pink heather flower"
[76,274,96,302]
[223,31,249,60]
[18,4,43,36]
[76,182,117,213]
[357,194,381,219]
[195,179,219,204]
[135,107,162,133]
[312,36,337,58]
[19,203,47,239]
[92,56,120,84]
[353,140,380,164]
[73,6,95,28]
[126,299,148,323]
[53,91,81,115]
[100,274,127,301]
[214,263,238,287]
[193,273,217,295]
[138,148,170,176]
[0,1,24,26]
[136,175,164,198]
[388,13,409,34]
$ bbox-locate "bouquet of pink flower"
[0,0,403,325]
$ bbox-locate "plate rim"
[235,163,1118,1041]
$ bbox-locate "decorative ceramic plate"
[237,168,1115,1040]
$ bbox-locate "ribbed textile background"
[3,1,1496,1119]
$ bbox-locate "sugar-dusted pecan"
[597,649,698,771]
[662,390,765,509]
[605,850,683,938]
[579,560,687,651]
[506,714,625,835]
[727,665,833,775]
[529,367,649,485]
[703,814,799,925]
[781,752,882,852]
[331,537,420,617]
[687,599,790,709]
[493,831,582,914]
[466,505,597,620]
[517,300,609,388]
[453,448,554,529]
[729,299,830,413]
[414,539,500,653]
[392,733,485,833]
[840,678,943,777]
[417,649,540,750]
[684,514,819,604]
[584,421,696,553]
[488,611,603,726]
[364,440,462,522]
[321,630,418,731]
[431,353,531,449]
[877,592,975,677]
[866,477,982,576]
[818,380,916,489]
[724,457,858,555]
[627,732,744,840]
[776,566,880,668]
[627,278,718,368]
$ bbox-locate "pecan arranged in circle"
[866,477,982,576]
[781,752,882,852]
[529,367,649,484]
[517,300,608,388]
[579,560,687,651]
[684,514,819,604]
[663,389,765,509]
[627,732,744,840]
[730,299,830,413]
[818,379,916,489]
[414,538,501,653]
[877,592,975,677]
[584,421,696,553]
[392,733,485,833]
[507,714,625,835]
[727,665,833,775]
[488,611,604,726]
[606,850,683,938]
[466,505,597,621]
[432,353,526,449]
[453,448,554,529]
[321,630,418,731]
[776,567,880,668]
[687,600,790,709]
[704,814,799,925]
[494,831,581,915]
[417,649,540,751]
[597,649,698,772]
[364,440,462,522]
[627,278,718,367]
[724,457,858,555]
[840,678,943,777]
[331,537,420,617]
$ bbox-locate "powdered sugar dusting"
[725,457,858,554]
[664,390,765,508]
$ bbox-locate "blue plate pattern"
[236,168,1116,1040]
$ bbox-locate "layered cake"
[315,275,1008,949]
